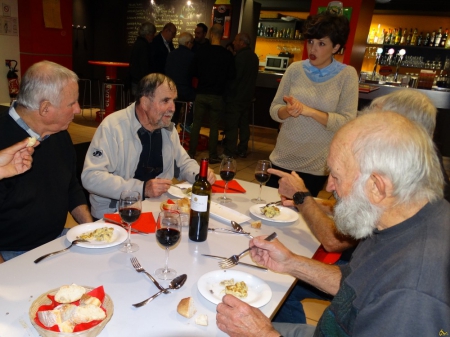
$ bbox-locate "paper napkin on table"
[103,212,156,234]
[212,180,246,193]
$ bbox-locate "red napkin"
[35,286,106,332]
[212,180,246,193]
[103,212,156,234]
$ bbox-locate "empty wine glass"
[252,160,272,204]
[119,190,141,253]
[155,211,181,280]
[218,157,237,203]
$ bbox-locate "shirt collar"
[9,102,47,141]
[303,58,337,77]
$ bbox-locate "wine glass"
[251,160,272,204]
[119,190,142,253]
[155,210,181,280]
[218,157,237,203]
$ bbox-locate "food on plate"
[79,293,102,307]
[71,304,106,324]
[26,136,37,147]
[55,284,86,303]
[195,314,208,326]
[161,198,177,211]
[177,297,196,318]
[177,197,190,212]
[261,205,280,218]
[77,227,114,242]
[220,279,248,298]
[251,220,261,228]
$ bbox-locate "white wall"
[0,0,20,104]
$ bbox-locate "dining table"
[87,61,129,121]
[0,178,320,337]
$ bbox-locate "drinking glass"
[119,190,141,253]
[218,157,237,203]
[252,160,272,204]
[155,211,181,280]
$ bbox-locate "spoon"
[132,274,187,308]
[34,239,88,264]
[231,221,254,239]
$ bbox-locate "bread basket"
[29,286,113,337]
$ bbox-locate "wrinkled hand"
[0,138,39,180]
[144,178,173,198]
[207,168,216,185]
[249,235,294,274]
[284,95,303,118]
[268,168,308,199]
[216,295,279,337]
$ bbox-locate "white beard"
[333,174,384,240]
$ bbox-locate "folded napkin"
[103,212,156,234]
[212,180,246,193]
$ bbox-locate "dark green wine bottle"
[188,158,211,242]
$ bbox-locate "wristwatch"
[293,191,312,205]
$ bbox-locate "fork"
[219,232,277,269]
[170,184,189,192]
[34,239,88,264]
[130,257,170,294]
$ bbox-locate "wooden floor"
[67,109,331,324]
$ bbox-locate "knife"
[201,254,267,271]
[102,218,151,235]
[262,200,283,208]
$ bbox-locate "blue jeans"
[0,228,69,262]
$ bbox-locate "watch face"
[294,192,311,205]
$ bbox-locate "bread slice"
[79,293,102,307]
[195,314,208,326]
[54,304,77,322]
[72,304,106,324]
[38,309,62,328]
[55,284,86,303]
[177,297,196,318]
[58,320,75,333]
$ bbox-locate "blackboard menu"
[126,0,209,47]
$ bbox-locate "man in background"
[222,33,259,159]
[165,32,195,128]
[129,21,156,99]
[151,22,177,74]
[0,61,92,262]
[188,23,235,163]
[82,73,215,220]
[191,23,210,53]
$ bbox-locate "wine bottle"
[188,158,211,242]
[440,28,448,47]
[435,27,442,47]
[428,31,436,46]
[394,28,401,45]
[410,28,418,46]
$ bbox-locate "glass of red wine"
[218,157,237,203]
[155,210,181,280]
[252,160,272,204]
[119,190,142,253]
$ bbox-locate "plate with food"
[167,183,193,199]
[249,204,299,223]
[66,223,127,249]
[197,270,272,308]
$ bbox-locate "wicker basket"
[29,286,114,337]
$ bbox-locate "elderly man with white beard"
[216,111,450,337]
[82,73,215,220]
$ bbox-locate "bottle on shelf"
[406,28,412,45]
[384,28,392,44]
[423,33,430,46]
[410,28,418,46]
[400,28,407,45]
[395,28,402,45]
[373,24,381,44]
[188,158,211,242]
[379,29,385,45]
[417,32,423,46]
[428,31,436,47]
[440,28,448,47]
[435,27,442,47]
[368,28,376,44]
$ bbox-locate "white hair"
[351,112,443,205]
[16,60,78,110]
[178,32,193,46]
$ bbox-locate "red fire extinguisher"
[7,60,19,103]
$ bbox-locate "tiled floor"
[68,109,330,324]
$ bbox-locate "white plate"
[66,222,128,248]
[210,201,251,224]
[197,270,272,307]
[167,183,192,199]
[249,204,299,223]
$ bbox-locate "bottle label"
[191,194,208,212]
